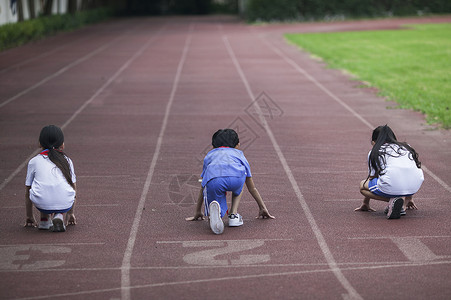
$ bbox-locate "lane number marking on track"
[0,245,71,270]
[350,236,451,262]
[158,239,292,266]
[182,240,269,266]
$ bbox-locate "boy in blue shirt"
[186,129,274,234]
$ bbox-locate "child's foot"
[52,213,66,232]
[384,206,406,216]
[387,197,404,219]
[228,213,243,227]
[208,201,224,234]
[38,218,52,230]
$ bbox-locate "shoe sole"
[38,223,52,230]
[52,218,66,232]
[229,216,243,227]
[38,226,51,230]
[387,198,403,219]
[209,201,224,234]
[229,221,243,227]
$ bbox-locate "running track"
[1,15,451,300]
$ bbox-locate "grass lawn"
[285,23,451,128]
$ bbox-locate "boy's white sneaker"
[38,218,53,230]
[208,201,224,234]
[52,213,66,232]
[228,213,243,227]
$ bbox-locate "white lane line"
[76,175,132,178]
[0,26,166,193]
[325,197,433,202]
[0,19,140,75]
[261,37,451,195]
[120,25,193,300]
[1,38,111,109]
[222,36,363,300]
[422,165,451,194]
[156,238,293,244]
[0,33,92,75]
[325,199,369,202]
[0,150,40,192]
[5,258,451,273]
[12,259,451,300]
[349,235,451,240]
[0,21,147,108]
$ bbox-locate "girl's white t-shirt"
[369,144,424,195]
[25,153,76,210]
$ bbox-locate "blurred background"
[1,0,450,51]
[2,0,451,25]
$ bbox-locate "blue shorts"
[36,206,73,215]
[204,176,246,218]
[368,178,413,198]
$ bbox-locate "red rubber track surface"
[1,15,451,300]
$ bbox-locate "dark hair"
[212,129,239,148]
[39,125,75,189]
[368,125,421,179]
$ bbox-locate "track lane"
[1,15,450,300]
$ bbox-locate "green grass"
[285,23,451,128]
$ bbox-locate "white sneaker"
[228,213,243,227]
[52,213,66,232]
[38,218,52,230]
[208,201,224,234]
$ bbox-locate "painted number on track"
[182,240,270,266]
[0,245,71,270]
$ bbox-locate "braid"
[48,149,75,189]
[39,125,75,189]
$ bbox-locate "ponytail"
[48,148,75,189]
[39,125,75,189]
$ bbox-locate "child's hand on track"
[66,213,77,226]
[24,218,37,227]
[185,213,204,221]
[354,204,376,212]
[256,208,275,219]
[406,200,418,210]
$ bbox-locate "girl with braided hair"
[24,125,77,232]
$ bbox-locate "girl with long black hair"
[355,125,424,219]
[24,125,77,231]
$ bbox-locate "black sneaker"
[384,206,406,216]
[387,197,404,219]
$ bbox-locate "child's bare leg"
[40,211,51,220]
[359,180,389,201]
[24,190,37,227]
[230,189,244,215]
[356,180,389,211]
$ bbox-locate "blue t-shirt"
[201,147,252,187]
